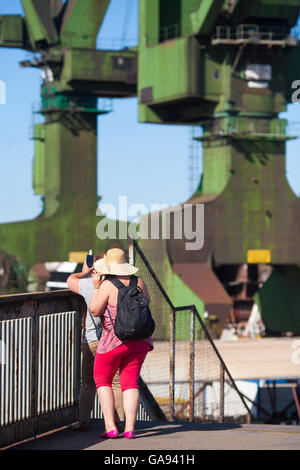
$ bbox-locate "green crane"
[138,0,300,336]
[0,0,137,291]
[1,0,300,336]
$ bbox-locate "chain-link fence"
[132,239,251,423]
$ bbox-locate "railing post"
[189,309,195,422]
[31,299,39,438]
[169,308,175,421]
[74,305,82,407]
[128,237,134,266]
[219,363,225,423]
[291,384,300,421]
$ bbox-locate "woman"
[89,248,153,439]
[66,253,124,431]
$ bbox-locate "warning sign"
[247,249,271,264]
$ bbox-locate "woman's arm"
[67,262,93,294]
[89,274,110,317]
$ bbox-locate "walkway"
[8,420,300,451]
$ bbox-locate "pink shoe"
[100,429,119,439]
[123,431,135,439]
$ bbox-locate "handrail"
[132,239,174,309]
[132,238,252,422]
[213,24,292,43]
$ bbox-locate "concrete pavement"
[9,420,300,451]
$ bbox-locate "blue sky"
[0,0,299,224]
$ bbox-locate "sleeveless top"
[96,305,154,354]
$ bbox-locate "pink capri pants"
[93,340,150,392]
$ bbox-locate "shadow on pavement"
[133,420,241,439]
[9,420,241,451]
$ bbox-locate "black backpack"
[106,275,155,341]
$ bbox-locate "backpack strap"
[129,275,138,287]
[106,275,138,290]
[105,275,126,290]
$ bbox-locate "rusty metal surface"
[169,308,175,421]
[291,385,300,421]
[220,364,225,423]
[189,310,195,422]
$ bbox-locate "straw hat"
[93,248,138,276]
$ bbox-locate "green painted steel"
[61,49,137,96]
[140,37,198,102]
[138,0,300,333]
[60,0,110,48]
[190,0,224,36]
[255,266,300,335]
[0,0,137,282]
[33,124,46,196]
[232,0,300,27]
[139,234,205,337]
[0,15,24,48]
[138,0,300,124]
[21,0,59,48]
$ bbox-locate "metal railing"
[1,240,251,447]
[146,23,187,45]
[146,21,300,46]
[0,291,82,448]
[0,290,161,448]
[190,119,300,141]
[37,97,113,115]
[159,23,181,42]
[212,24,298,45]
[132,239,251,423]
[97,37,137,51]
